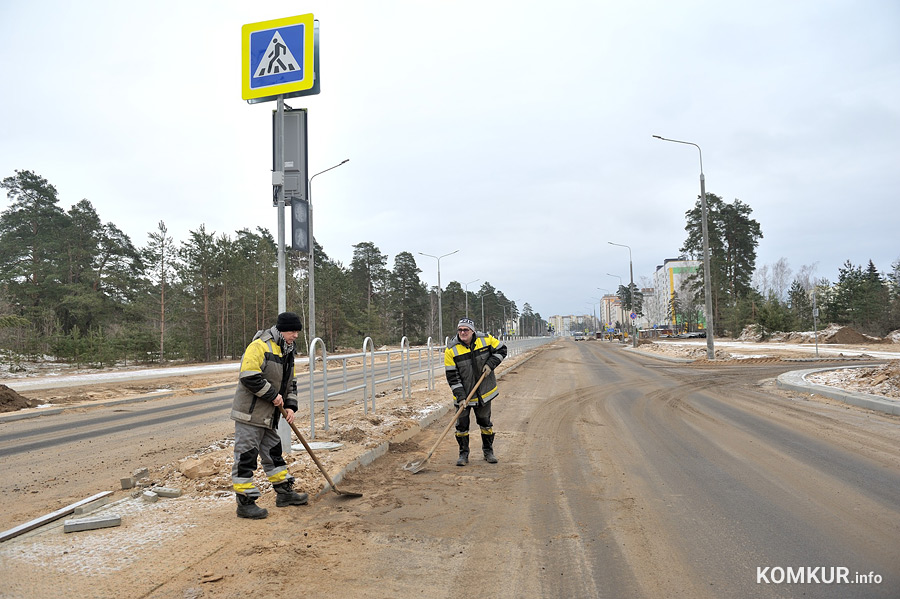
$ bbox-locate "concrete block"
[64,515,122,533]
[120,477,135,489]
[151,487,182,498]
[133,467,149,480]
[142,491,159,503]
[73,496,111,515]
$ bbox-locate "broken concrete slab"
[73,495,111,515]
[151,487,182,498]
[64,515,122,533]
[133,467,149,480]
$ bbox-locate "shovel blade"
[334,489,363,498]
[326,485,363,498]
[402,456,429,473]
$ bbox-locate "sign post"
[241,14,319,314]
[243,14,319,453]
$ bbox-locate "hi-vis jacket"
[231,327,299,429]
[444,331,507,405]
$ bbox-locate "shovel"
[278,406,363,498]
[403,369,489,474]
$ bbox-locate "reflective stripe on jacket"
[444,332,507,404]
[231,326,298,429]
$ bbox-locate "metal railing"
[301,335,553,438]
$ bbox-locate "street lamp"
[419,250,459,343]
[607,274,623,337]
[498,301,508,338]
[477,289,487,333]
[609,241,637,347]
[308,159,350,341]
[653,134,715,359]
[464,279,480,318]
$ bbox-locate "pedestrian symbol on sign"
[254,31,301,78]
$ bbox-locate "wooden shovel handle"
[422,368,490,460]
[278,406,338,490]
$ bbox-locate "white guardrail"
[299,335,553,439]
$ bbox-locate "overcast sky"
[1,1,898,319]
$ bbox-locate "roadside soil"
[0,338,897,598]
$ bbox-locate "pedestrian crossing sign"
[242,14,315,101]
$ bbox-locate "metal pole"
[464,279,479,318]
[653,135,716,360]
[274,96,290,454]
[607,274,623,337]
[307,159,350,340]
[812,289,819,357]
[480,291,485,333]
[609,242,636,347]
[276,96,286,313]
[419,250,458,343]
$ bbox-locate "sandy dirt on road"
[1,339,898,599]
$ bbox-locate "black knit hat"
[276,312,303,332]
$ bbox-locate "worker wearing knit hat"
[230,310,307,519]
[445,316,508,466]
[276,311,303,332]
[457,317,476,332]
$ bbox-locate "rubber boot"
[274,478,309,507]
[482,433,498,463]
[456,435,469,466]
[236,494,268,519]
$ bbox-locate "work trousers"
[455,401,493,437]
[232,420,288,498]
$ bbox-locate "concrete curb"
[316,350,541,497]
[776,366,900,416]
[316,402,455,498]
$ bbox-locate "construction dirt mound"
[752,324,884,345]
[0,384,32,413]
[822,325,879,344]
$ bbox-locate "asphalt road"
[1,340,898,598]
[290,339,900,598]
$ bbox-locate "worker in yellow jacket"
[444,318,507,466]
[230,312,308,519]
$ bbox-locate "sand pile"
[0,384,32,413]
[765,324,882,345]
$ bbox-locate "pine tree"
[0,170,69,337]
[681,193,762,336]
[388,252,428,342]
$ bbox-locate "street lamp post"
[596,288,611,340]
[653,134,715,359]
[307,159,350,341]
[609,241,637,347]
[419,250,459,343]
[464,279,480,318]
[477,290,487,333]
[607,274,623,338]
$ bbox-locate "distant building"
[652,258,706,331]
